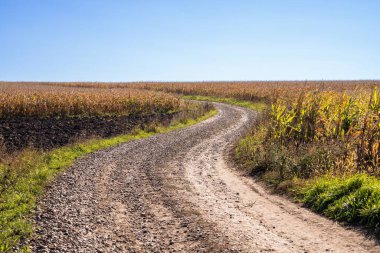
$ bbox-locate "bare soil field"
[0,113,176,152]
[31,103,380,252]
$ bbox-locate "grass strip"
[0,109,217,252]
[182,95,267,111]
[302,174,380,231]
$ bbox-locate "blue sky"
[0,0,379,81]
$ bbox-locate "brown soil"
[30,103,380,252]
[0,113,175,152]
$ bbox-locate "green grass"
[182,95,267,111]
[302,174,380,231]
[0,109,217,252]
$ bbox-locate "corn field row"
[3,80,377,102]
[0,83,190,118]
[128,80,378,101]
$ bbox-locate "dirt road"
[31,103,380,252]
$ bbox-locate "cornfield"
[4,80,377,103]
[0,82,190,118]
[128,80,378,101]
[269,88,380,174]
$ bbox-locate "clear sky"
[0,0,379,82]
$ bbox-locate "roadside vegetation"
[134,80,380,235]
[0,82,215,251]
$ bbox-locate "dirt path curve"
[31,103,380,253]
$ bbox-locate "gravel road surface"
[31,103,380,252]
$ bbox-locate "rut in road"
[31,103,380,253]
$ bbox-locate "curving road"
[31,103,380,252]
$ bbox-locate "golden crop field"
[7,80,377,102]
[128,80,378,101]
[0,82,189,118]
